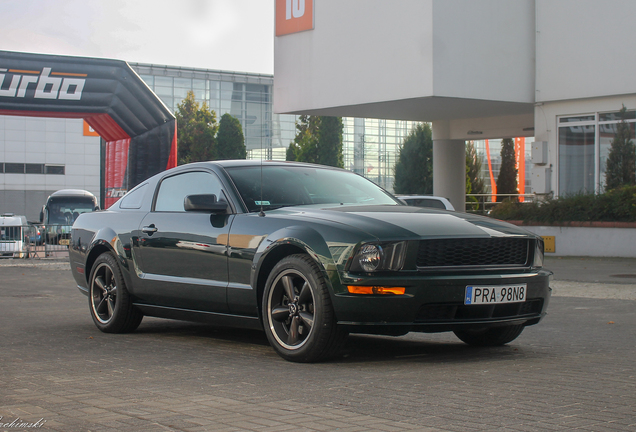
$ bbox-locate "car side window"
[154,171,225,212]
[119,183,148,209]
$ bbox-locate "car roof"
[186,160,346,171]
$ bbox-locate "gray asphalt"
[544,256,636,284]
[1,255,635,431]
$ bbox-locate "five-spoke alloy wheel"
[89,252,143,333]
[263,254,347,362]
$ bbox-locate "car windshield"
[226,165,400,212]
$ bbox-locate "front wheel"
[89,252,143,333]
[262,254,347,362]
[454,325,524,346]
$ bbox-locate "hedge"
[489,185,636,223]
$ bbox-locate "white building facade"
[0,116,100,221]
[274,0,636,209]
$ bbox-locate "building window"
[4,163,24,174]
[559,123,596,195]
[558,110,636,196]
[0,163,65,174]
[26,164,44,174]
[45,165,65,175]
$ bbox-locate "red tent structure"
[0,51,177,207]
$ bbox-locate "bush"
[490,186,636,223]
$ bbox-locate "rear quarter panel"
[70,210,146,295]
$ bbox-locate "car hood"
[273,205,534,240]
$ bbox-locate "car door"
[134,170,234,313]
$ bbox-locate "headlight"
[349,241,406,273]
[533,238,544,268]
[358,244,382,272]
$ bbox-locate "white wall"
[274,0,435,114]
[523,225,636,258]
[536,0,636,102]
[432,0,535,104]
[0,115,100,221]
[274,0,536,122]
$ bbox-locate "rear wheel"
[454,325,524,346]
[262,254,347,362]
[89,252,143,333]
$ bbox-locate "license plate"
[59,239,70,246]
[465,284,526,305]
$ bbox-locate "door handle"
[142,225,158,234]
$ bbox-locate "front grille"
[414,298,544,323]
[416,238,529,268]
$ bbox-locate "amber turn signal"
[347,286,406,295]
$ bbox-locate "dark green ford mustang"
[70,160,551,362]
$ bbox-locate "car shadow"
[134,317,271,346]
[335,333,543,365]
[132,318,546,365]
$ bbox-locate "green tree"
[466,141,486,195]
[393,123,433,194]
[466,141,486,208]
[216,113,246,160]
[286,142,300,161]
[317,116,344,168]
[496,138,518,201]
[605,106,636,190]
[286,115,320,164]
[175,91,217,165]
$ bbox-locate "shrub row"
[489,185,636,223]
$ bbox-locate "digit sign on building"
[276,0,313,36]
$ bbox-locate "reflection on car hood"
[272,205,533,240]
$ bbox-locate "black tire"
[454,325,524,346]
[89,252,143,333]
[262,254,347,362]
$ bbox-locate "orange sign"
[276,0,313,36]
[83,120,100,137]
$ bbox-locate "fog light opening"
[347,286,406,295]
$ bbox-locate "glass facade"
[558,110,636,196]
[471,138,534,195]
[342,118,416,191]
[132,64,276,158]
[130,63,417,191]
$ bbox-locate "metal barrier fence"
[43,224,72,256]
[0,224,70,259]
[466,193,537,214]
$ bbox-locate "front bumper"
[333,269,552,334]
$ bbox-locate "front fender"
[260,225,333,265]
[251,225,340,308]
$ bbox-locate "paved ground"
[0,256,635,431]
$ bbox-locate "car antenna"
[259,141,265,217]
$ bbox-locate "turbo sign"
[0,67,86,100]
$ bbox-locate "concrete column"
[432,121,466,212]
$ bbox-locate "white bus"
[0,214,28,258]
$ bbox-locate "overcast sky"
[0,0,274,74]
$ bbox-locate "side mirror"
[184,194,229,214]
[39,209,44,224]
